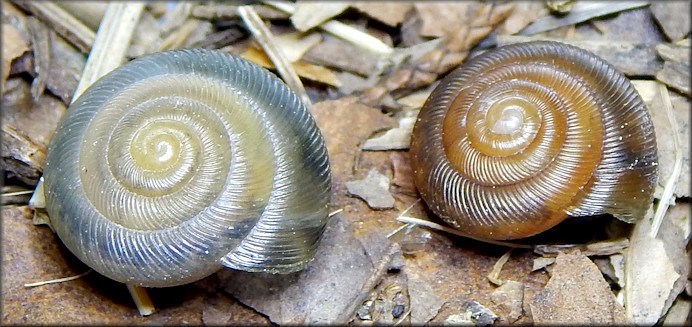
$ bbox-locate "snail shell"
[42,49,331,287]
[410,41,658,241]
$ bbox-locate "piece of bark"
[650,1,691,42]
[497,35,663,76]
[351,2,413,27]
[362,114,416,151]
[530,251,629,325]
[1,78,66,184]
[346,169,395,210]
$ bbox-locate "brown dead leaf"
[497,2,547,35]
[530,251,629,325]
[351,2,413,27]
[242,46,342,87]
[346,169,395,209]
[304,34,379,77]
[633,80,690,198]
[220,214,381,324]
[625,204,689,324]
[359,2,514,110]
[291,2,349,32]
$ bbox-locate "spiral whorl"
[410,41,657,240]
[43,49,331,287]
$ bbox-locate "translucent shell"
[43,49,331,287]
[410,41,658,240]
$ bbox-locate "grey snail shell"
[410,41,658,241]
[42,49,331,287]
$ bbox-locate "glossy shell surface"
[410,41,658,240]
[43,49,331,287]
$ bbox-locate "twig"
[237,5,312,107]
[10,1,95,53]
[24,270,92,287]
[2,190,35,197]
[73,2,145,100]
[650,83,682,237]
[127,284,155,316]
[263,0,393,56]
[396,216,533,249]
[329,208,344,217]
[487,249,513,286]
[337,243,402,323]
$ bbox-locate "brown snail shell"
[42,49,331,287]
[410,41,658,241]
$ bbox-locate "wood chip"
[530,251,629,325]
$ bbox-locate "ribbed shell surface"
[43,49,331,287]
[410,41,658,240]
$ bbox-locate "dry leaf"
[346,169,395,210]
[1,22,30,85]
[655,43,691,96]
[362,114,416,151]
[530,251,629,325]
[497,35,663,76]
[220,214,380,324]
[274,31,322,62]
[625,205,689,324]
[407,272,445,324]
[290,2,349,32]
[490,280,524,323]
[351,2,413,27]
[633,80,690,197]
[519,1,649,35]
[497,2,547,35]
[242,46,342,87]
[650,1,691,42]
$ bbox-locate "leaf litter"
[1,1,690,325]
